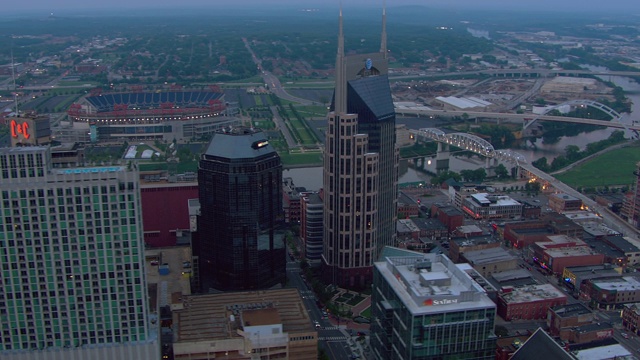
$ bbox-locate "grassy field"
[252,119,276,129]
[279,151,322,166]
[253,95,263,106]
[555,144,640,188]
[360,307,371,318]
[283,107,318,146]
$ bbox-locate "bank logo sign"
[423,298,459,306]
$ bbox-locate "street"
[286,257,367,359]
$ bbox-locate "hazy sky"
[0,0,640,17]
[5,0,640,13]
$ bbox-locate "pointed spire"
[338,3,344,58]
[380,0,387,58]
[334,4,346,114]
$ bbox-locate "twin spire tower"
[323,4,398,288]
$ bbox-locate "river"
[285,68,640,191]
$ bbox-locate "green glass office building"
[0,146,158,359]
[371,251,496,360]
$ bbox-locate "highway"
[394,108,640,131]
[242,37,317,106]
[521,163,640,237]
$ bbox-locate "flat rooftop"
[550,193,580,202]
[592,276,640,292]
[500,284,566,304]
[545,246,600,258]
[173,288,312,343]
[545,234,586,246]
[463,247,516,265]
[470,193,520,207]
[375,253,495,314]
[452,236,500,247]
[549,303,592,318]
[574,344,631,360]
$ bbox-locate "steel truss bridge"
[410,128,528,165]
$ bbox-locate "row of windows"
[1,183,135,202]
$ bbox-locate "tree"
[460,169,474,182]
[495,164,509,178]
[473,168,487,182]
[532,157,550,172]
[564,145,580,161]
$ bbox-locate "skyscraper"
[371,249,497,360]
[0,146,158,359]
[195,127,286,292]
[322,6,399,288]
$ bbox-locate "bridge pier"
[436,143,450,173]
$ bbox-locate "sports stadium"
[64,88,240,142]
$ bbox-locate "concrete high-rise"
[0,146,158,359]
[322,6,398,288]
[195,128,286,292]
[371,249,497,360]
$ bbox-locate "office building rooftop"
[374,253,495,314]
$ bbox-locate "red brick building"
[140,181,198,247]
[497,284,567,321]
[563,323,613,344]
[504,214,583,249]
[495,335,529,360]
[283,177,304,224]
[622,303,640,335]
[547,303,594,337]
[431,203,464,234]
[504,221,551,249]
[530,236,604,275]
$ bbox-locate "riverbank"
[555,141,640,188]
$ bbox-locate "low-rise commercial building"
[431,202,464,233]
[541,246,605,275]
[460,247,518,278]
[497,284,567,321]
[504,221,552,249]
[622,303,640,335]
[547,303,594,337]
[397,219,421,241]
[172,289,317,360]
[461,193,522,220]
[411,218,448,240]
[584,276,640,310]
[563,322,613,345]
[549,193,582,212]
[398,191,419,218]
[449,235,501,263]
[561,264,620,296]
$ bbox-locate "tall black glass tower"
[195,128,285,292]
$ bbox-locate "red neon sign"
[10,120,30,140]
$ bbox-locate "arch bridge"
[411,128,528,165]
[524,99,629,132]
